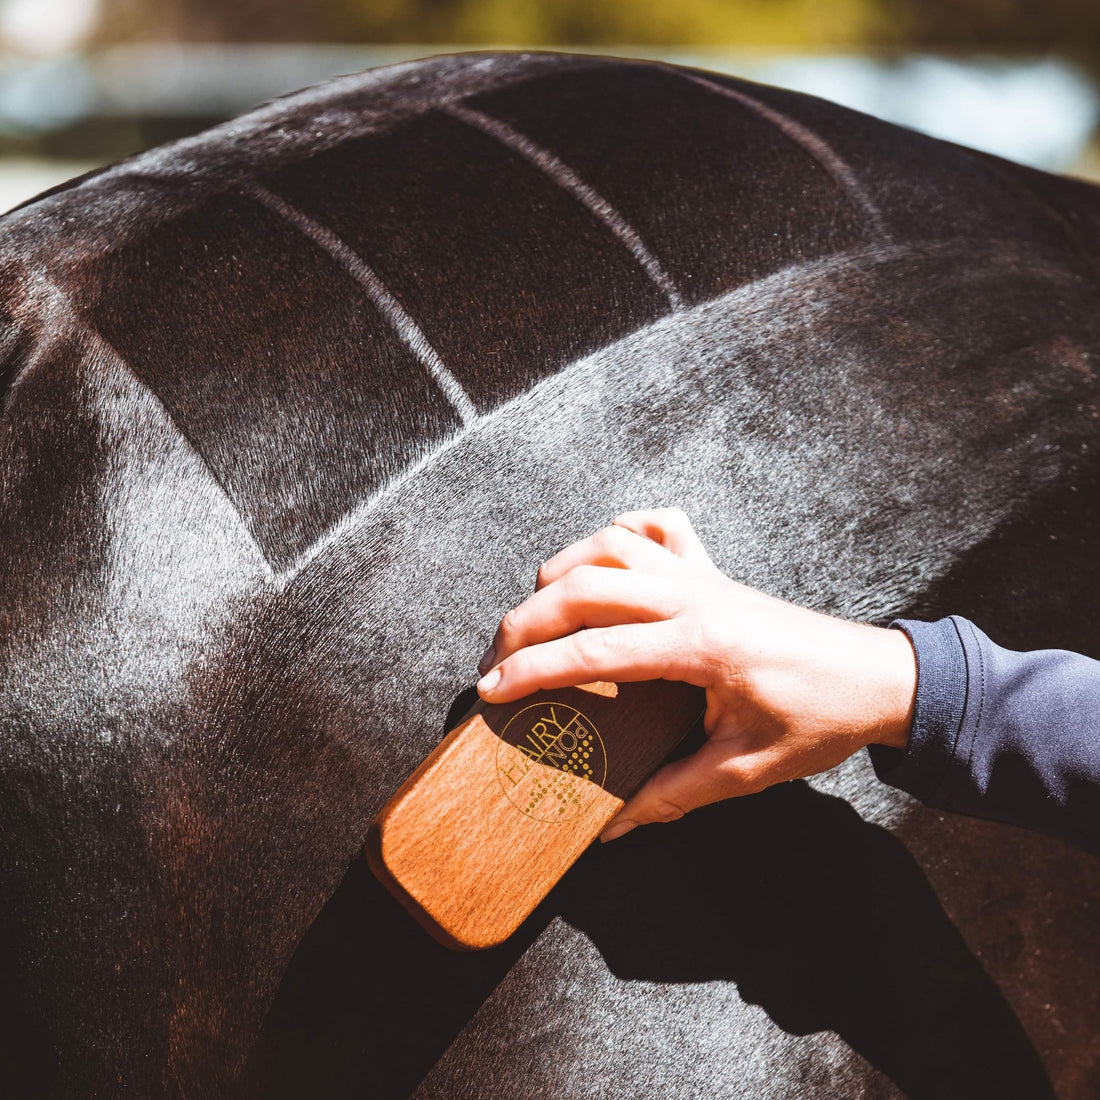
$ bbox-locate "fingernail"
[599,819,638,843]
[477,644,495,676]
[477,667,502,695]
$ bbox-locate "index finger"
[476,620,704,703]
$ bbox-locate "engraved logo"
[495,702,607,822]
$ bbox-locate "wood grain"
[366,679,704,949]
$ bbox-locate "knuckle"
[561,568,586,602]
[500,651,528,686]
[568,563,602,595]
[508,643,536,675]
[499,606,522,639]
[678,612,713,666]
[574,628,613,667]
[595,524,628,557]
[657,507,692,539]
[650,797,686,823]
[689,611,717,654]
[721,757,764,796]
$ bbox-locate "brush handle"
[365,679,705,949]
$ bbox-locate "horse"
[0,50,1097,1098]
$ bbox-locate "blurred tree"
[891,0,1100,61]
[94,0,881,47]
[91,0,1100,64]
[327,0,880,49]
[95,0,334,41]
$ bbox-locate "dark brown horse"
[0,51,1098,1098]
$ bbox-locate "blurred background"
[1,0,1100,211]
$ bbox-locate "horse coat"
[0,50,1097,1098]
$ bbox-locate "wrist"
[867,625,917,750]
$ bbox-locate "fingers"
[535,523,686,590]
[599,739,773,841]
[612,507,715,571]
[487,566,685,669]
[477,619,700,703]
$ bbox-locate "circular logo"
[495,701,607,822]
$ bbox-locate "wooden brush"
[365,678,705,949]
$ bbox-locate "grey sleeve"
[868,615,1100,855]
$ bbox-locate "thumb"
[599,741,749,842]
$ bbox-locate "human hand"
[475,509,916,841]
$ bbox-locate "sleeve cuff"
[867,616,970,804]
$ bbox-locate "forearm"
[870,616,1100,854]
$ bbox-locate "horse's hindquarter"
[0,52,1097,1098]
